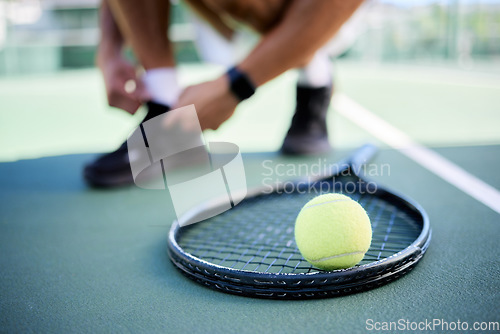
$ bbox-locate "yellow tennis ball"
[294,193,372,270]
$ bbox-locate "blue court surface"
[1,62,499,332]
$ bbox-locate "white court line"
[335,93,500,215]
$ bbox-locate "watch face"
[228,67,255,100]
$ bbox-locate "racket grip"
[350,144,378,171]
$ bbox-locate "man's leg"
[203,0,335,155]
[108,0,179,107]
[281,50,333,155]
[187,0,340,154]
[85,0,178,187]
[108,0,173,69]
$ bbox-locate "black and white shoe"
[281,84,333,155]
[83,101,170,188]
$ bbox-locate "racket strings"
[177,179,422,274]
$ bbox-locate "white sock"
[297,50,333,88]
[143,68,180,107]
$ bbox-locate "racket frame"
[167,144,431,298]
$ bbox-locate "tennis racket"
[167,144,431,299]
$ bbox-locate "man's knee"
[194,0,288,34]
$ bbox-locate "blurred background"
[0,0,499,162]
[1,0,499,75]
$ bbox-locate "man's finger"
[124,79,136,94]
[132,78,151,102]
[108,91,141,114]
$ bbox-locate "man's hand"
[173,75,239,130]
[98,55,150,114]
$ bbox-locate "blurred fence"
[347,0,500,65]
[0,0,198,75]
[0,0,499,76]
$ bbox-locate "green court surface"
[1,63,499,333]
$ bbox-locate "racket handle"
[350,143,378,172]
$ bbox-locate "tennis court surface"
[1,62,499,332]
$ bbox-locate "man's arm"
[238,0,364,86]
[174,0,363,130]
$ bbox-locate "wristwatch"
[226,66,256,101]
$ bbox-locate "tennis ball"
[294,193,372,270]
